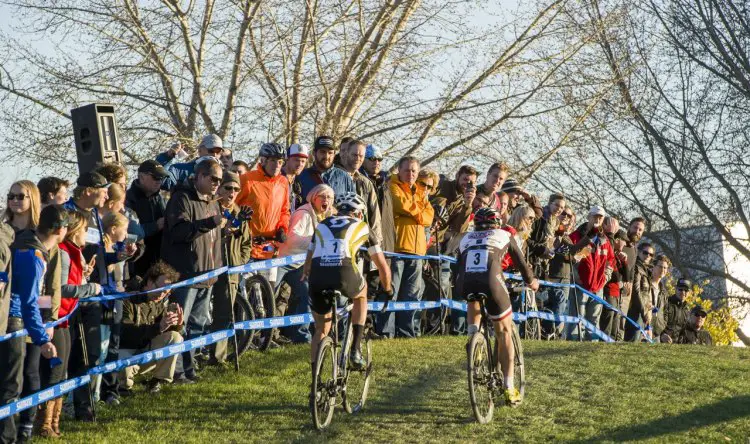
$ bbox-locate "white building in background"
[648,222,750,346]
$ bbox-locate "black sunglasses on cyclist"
[7,193,28,201]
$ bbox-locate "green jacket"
[121,294,181,350]
[221,203,253,284]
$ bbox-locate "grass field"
[57,336,750,443]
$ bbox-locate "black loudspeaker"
[71,103,123,175]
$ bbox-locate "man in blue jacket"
[0,205,68,442]
[295,135,355,199]
[156,134,224,191]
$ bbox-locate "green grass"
[57,337,750,443]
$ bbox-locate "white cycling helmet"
[335,192,366,213]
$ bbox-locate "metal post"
[572,286,583,342]
[224,242,240,372]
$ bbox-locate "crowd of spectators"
[0,134,715,442]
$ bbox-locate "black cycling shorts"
[309,265,365,315]
[459,273,512,321]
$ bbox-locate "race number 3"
[466,250,488,273]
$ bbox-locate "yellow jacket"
[389,174,434,255]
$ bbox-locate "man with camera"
[433,165,477,334]
[119,261,184,394]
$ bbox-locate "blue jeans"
[277,266,312,343]
[376,258,423,338]
[171,286,213,376]
[570,288,604,341]
[538,284,569,338]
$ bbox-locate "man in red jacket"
[569,206,615,340]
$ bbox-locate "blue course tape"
[227,254,306,275]
[88,267,230,302]
[0,295,619,420]
[88,330,234,375]
[0,305,79,343]
[0,375,91,420]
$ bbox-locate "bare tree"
[0,0,596,179]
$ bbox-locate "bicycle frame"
[478,296,498,378]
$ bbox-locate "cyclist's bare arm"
[301,249,313,281]
[368,246,392,292]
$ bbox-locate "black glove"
[275,228,287,243]
[376,288,395,313]
[237,206,254,222]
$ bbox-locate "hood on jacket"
[11,229,48,262]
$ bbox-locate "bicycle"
[466,292,525,424]
[510,281,541,340]
[310,290,374,430]
[231,235,280,355]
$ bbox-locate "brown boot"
[51,398,63,437]
[39,400,60,438]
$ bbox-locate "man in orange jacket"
[376,156,434,338]
[236,143,291,262]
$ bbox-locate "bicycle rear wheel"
[343,333,372,414]
[232,294,256,359]
[311,337,337,430]
[467,332,495,423]
[246,274,276,351]
[510,326,526,405]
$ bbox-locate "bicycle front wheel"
[246,274,276,351]
[311,337,337,430]
[232,294,256,359]
[343,334,372,414]
[467,332,495,423]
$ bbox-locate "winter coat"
[57,240,100,328]
[161,179,222,287]
[389,174,434,255]
[236,164,291,259]
[295,165,355,201]
[126,179,168,276]
[9,230,50,345]
[220,202,253,284]
[121,293,181,350]
[569,224,615,293]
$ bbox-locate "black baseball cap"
[77,171,110,189]
[691,305,708,317]
[138,159,169,179]
[314,135,335,151]
[677,278,692,290]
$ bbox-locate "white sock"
[467,324,480,336]
[505,379,514,390]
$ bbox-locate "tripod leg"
[78,321,96,422]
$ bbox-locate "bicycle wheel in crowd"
[245,274,276,351]
[343,332,372,414]
[232,294,256,358]
[522,290,541,340]
[467,332,494,424]
[508,326,526,406]
[311,336,337,430]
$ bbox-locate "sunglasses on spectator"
[562,212,573,218]
[204,175,222,184]
[208,147,223,154]
[640,250,654,257]
[367,157,383,162]
[695,313,707,319]
[223,185,241,192]
[7,193,28,201]
[418,181,434,190]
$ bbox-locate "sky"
[0,0,519,192]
